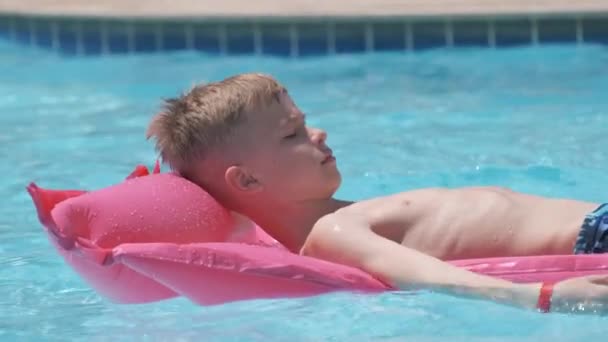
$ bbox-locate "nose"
[309,127,327,145]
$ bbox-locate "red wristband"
[537,281,555,313]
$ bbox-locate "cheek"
[263,145,317,180]
[271,156,308,182]
[290,150,318,173]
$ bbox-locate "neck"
[239,197,351,253]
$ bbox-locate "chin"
[325,172,342,197]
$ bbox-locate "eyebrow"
[278,110,306,133]
[294,112,306,122]
[283,112,305,126]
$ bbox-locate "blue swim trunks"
[573,203,608,254]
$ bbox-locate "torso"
[335,187,598,260]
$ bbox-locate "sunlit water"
[1,42,608,341]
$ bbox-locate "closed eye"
[283,132,297,139]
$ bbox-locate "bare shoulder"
[300,208,381,266]
[300,208,358,256]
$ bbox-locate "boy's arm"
[303,212,541,310]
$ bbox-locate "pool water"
[1,41,608,341]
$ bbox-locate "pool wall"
[1,7,607,56]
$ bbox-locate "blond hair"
[146,73,285,175]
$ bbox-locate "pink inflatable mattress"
[27,165,608,305]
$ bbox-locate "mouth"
[321,150,335,164]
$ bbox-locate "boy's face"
[232,92,341,202]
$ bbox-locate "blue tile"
[193,25,219,54]
[14,18,30,45]
[413,22,446,50]
[108,25,128,53]
[298,24,327,56]
[583,18,608,44]
[0,19,9,39]
[454,21,488,47]
[495,20,532,47]
[299,38,326,56]
[78,21,100,54]
[34,20,53,49]
[455,36,487,47]
[335,23,365,53]
[163,27,187,51]
[58,23,78,55]
[226,25,254,54]
[335,38,365,53]
[227,37,254,54]
[82,23,102,55]
[83,34,102,54]
[374,23,405,51]
[134,25,157,52]
[538,19,576,44]
[261,24,290,56]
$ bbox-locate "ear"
[225,166,262,193]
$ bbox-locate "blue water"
[2,41,608,341]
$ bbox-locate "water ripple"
[1,43,608,340]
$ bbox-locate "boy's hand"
[551,275,608,314]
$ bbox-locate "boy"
[147,73,608,314]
